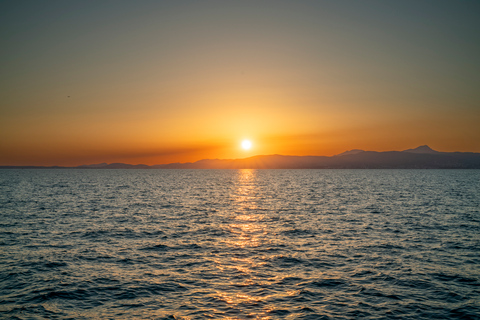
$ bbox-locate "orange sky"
[1,1,479,166]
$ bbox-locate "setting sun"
[241,140,252,150]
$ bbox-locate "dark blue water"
[1,169,479,319]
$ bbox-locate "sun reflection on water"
[213,169,274,318]
[226,169,267,249]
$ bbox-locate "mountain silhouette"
[402,145,439,154]
[150,146,480,169]
[2,146,480,169]
[334,149,365,157]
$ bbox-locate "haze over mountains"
[2,146,480,169]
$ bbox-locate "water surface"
[1,169,479,319]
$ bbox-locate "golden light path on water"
[206,169,259,318]
[209,169,291,319]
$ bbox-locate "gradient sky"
[1,0,479,166]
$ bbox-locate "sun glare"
[241,139,252,150]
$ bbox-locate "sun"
[241,139,252,150]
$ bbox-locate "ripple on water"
[0,169,479,319]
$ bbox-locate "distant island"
[2,146,480,169]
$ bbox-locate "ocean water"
[0,169,479,320]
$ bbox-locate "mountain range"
[2,145,480,169]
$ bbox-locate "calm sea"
[1,169,479,319]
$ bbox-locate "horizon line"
[2,145,480,168]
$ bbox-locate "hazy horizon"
[1,1,479,166]
[2,144,480,169]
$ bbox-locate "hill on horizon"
[3,145,479,169]
[152,145,479,169]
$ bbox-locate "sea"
[0,169,479,319]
